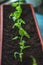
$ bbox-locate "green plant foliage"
[10,2,30,61]
[11,2,23,7]
[13,11,21,19]
[9,1,37,64]
[17,19,25,24]
[12,36,18,40]
[19,28,30,38]
[10,1,29,62]
[12,19,25,28]
[31,56,37,65]
[16,5,22,11]
[19,40,26,46]
[12,2,19,7]
[19,40,30,50]
[12,22,21,28]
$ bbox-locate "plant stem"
[20,36,23,41]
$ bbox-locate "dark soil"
[2,4,43,65]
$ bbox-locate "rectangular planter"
[0,4,43,65]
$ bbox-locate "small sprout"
[31,56,37,65]
[12,36,18,40]
[14,52,19,59]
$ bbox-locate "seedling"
[10,1,30,62]
[9,0,37,65]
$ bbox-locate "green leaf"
[12,22,21,28]
[20,45,30,50]
[12,16,17,21]
[19,28,30,38]
[9,11,22,21]
[11,2,19,7]
[20,46,24,49]
[12,36,18,40]
[9,11,21,20]
[11,2,23,7]
[17,19,25,24]
[19,28,25,37]
[14,11,21,19]
[31,56,37,65]
[16,5,22,12]
[19,40,25,46]
[24,46,30,49]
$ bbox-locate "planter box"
[0,4,43,65]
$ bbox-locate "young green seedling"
[9,1,37,64]
[31,56,37,65]
[10,2,30,62]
